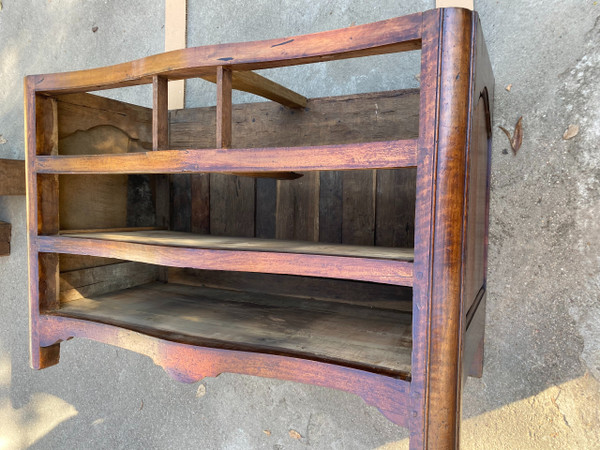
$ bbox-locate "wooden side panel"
[463,20,494,315]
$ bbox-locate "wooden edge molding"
[29,12,423,94]
[39,315,411,427]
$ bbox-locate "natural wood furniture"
[25,8,493,449]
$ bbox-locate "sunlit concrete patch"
[375,374,600,450]
[0,392,78,449]
[0,355,78,450]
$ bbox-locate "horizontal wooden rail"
[201,70,307,108]
[34,140,417,174]
[29,13,422,94]
[36,236,414,286]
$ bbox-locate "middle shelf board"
[49,281,413,376]
[59,230,415,261]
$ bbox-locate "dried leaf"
[498,116,523,155]
[92,26,99,33]
[263,430,271,436]
[0,1,3,11]
[289,430,302,440]
[563,124,579,140]
[0,135,6,145]
[505,84,512,92]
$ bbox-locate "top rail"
[28,13,422,94]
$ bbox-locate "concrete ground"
[1,0,599,448]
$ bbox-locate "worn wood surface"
[56,93,152,148]
[201,70,307,108]
[38,234,414,286]
[59,261,159,303]
[0,159,26,196]
[35,140,417,174]
[169,268,413,312]
[0,221,11,256]
[26,9,495,445]
[26,85,61,368]
[39,314,411,426]
[30,13,422,93]
[51,281,412,375]
[59,230,414,260]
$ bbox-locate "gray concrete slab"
[0,0,599,448]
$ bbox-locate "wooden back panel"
[169,89,419,247]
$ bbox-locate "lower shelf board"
[50,281,413,377]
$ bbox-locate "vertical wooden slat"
[318,171,343,243]
[210,174,255,237]
[191,173,210,234]
[341,170,376,245]
[255,178,277,238]
[152,76,170,231]
[276,173,319,242]
[153,76,170,281]
[216,66,233,149]
[409,9,442,449]
[29,89,61,368]
[210,66,254,237]
[153,76,169,151]
[375,168,417,248]
[171,174,191,231]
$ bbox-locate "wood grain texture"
[0,159,26,196]
[216,67,232,149]
[38,235,414,286]
[276,172,319,241]
[201,70,307,108]
[59,261,159,303]
[55,93,152,148]
[210,174,255,237]
[409,9,442,449]
[342,170,376,245]
[376,168,417,248]
[170,89,419,149]
[59,230,414,260]
[38,314,411,426]
[35,140,418,174]
[50,281,412,375]
[169,268,413,312]
[419,9,474,449]
[0,222,11,256]
[30,13,422,93]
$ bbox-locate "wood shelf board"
[51,281,412,375]
[59,230,414,261]
[35,140,418,174]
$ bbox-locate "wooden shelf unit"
[26,8,493,449]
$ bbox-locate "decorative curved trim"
[39,315,411,427]
[28,13,422,94]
